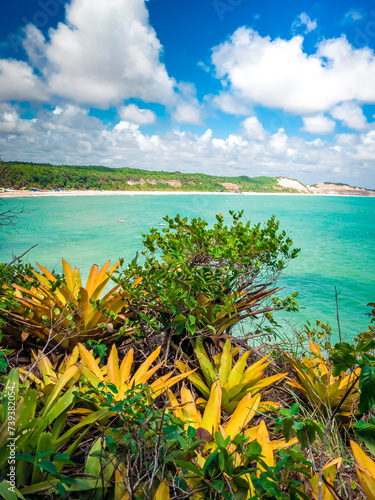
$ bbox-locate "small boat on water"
[118,218,125,223]
[157,223,166,226]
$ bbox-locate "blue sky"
[0,0,375,187]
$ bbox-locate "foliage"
[0,260,41,374]
[3,259,131,350]
[1,161,285,193]
[350,440,375,500]
[75,343,194,413]
[284,340,360,416]
[329,306,375,415]
[115,211,299,347]
[178,338,286,413]
[0,368,109,498]
[18,346,81,396]
[1,212,372,499]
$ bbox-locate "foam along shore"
[0,188,374,198]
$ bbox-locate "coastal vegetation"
[0,211,374,499]
[0,162,281,193]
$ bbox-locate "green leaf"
[15,453,35,463]
[359,365,375,413]
[211,480,224,492]
[175,460,202,476]
[56,483,66,495]
[215,431,226,448]
[247,440,262,457]
[354,419,375,457]
[218,448,229,472]
[37,459,57,475]
[330,343,357,376]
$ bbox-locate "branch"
[317,373,359,500]
[6,244,38,268]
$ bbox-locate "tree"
[114,211,300,354]
[0,159,25,228]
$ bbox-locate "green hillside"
[0,162,284,193]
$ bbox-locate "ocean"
[0,193,374,343]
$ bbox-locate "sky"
[0,0,375,187]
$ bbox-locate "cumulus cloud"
[172,82,203,125]
[118,104,156,126]
[0,59,46,101]
[0,104,36,134]
[331,102,367,130]
[212,91,252,116]
[211,28,375,115]
[302,114,336,134]
[292,13,317,34]
[1,104,374,187]
[20,0,175,107]
[242,116,268,140]
[172,103,202,125]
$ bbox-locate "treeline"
[0,162,279,192]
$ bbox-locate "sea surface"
[0,194,374,343]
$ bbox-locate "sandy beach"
[0,189,373,198]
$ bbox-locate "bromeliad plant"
[75,343,195,413]
[284,341,360,416]
[0,368,110,497]
[177,338,286,413]
[18,346,81,398]
[7,259,132,350]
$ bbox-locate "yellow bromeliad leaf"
[129,346,162,386]
[225,350,251,388]
[77,344,194,411]
[78,343,104,381]
[201,380,222,435]
[180,386,202,429]
[285,342,359,415]
[167,390,184,421]
[309,457,342,500]
[223,393,261,439]
[350,440,375,500]
[107,344,121,388]
[153,480,170,500]
[195,350,217,386]
[120,349,134,388]
[218,339,232,386]
[256,420,275,473]
[184,340,286,414]
[177,361,211,399]
[7,259,130,350]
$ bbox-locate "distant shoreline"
[1,189,374,198]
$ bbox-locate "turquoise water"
[0,194,374,342]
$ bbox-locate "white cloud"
[172,103,202,125]
[0,104,36,134]
[118,104,156,126]
[197,61,210,73]
[1,104,374,187]
[302,114,336,134]
[172,82,203,125]
[331,102,367,130]
[211,28,375,115]
[23,0,175,107]
[212,91,252,116]
[242,116,268,140]
[292,13,317,34]
[0,59,46,101]
[343,8,364,23]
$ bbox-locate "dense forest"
[0,162,283,192]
